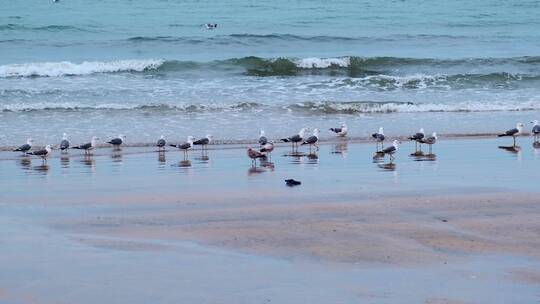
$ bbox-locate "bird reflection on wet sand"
[17,158,32,171]
[331,142,348,157]
[33,164,50,174]
[60,155,70,168]
[177,160,192,168]
[498,145,521,154]
[377,163,396,171]
[111,151,123,164]
[533,142,540,149]
[158,151,166,166]
[411,153,437,162]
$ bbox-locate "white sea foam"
[0,59,165,77]
[294,57,351,69]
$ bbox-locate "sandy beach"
[1,137,539,303]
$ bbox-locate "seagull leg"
[513,136,516,147]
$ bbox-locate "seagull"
[72,136,99,154]
[408,128,425,152]
[302,128,320,152]
[60,133,70,151]
[281,128,308,151]
[419,132,437,154]
[531,120,540,143]
[371,127,385,151]
[330,123,348,137]
[157,135,166,150]
[380,140,399,163]
[13,138,33,154]
[260,141,274,159]
[107,134,126,147]
[193,134,213,150]
[247,147,265,166]
[29,145,52,161]
[498,122,523,146]
[170,136,194,158]
[259,130,268,146]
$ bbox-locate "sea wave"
[2,56,540,80]
[2,100,539,114]
[0,59,164,77]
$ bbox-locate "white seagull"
[330,123,348,137]
[371,127,385,151]
[170,136,194,158]
[193,134,213,150]
[281,128,308,151]
[380,140,400,162]
[419,132,438,154]
[107,134,126,147]
[72,136,99,154]
[13,138,33,154]
[29,144,52,161]
[498,122,523,146]
[60,133,70,151]
[259,130,268,146]
[157,135,166,150]
[301,128,320,151]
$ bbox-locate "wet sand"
[1,137,540,303]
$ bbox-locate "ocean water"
[1,0,540,145]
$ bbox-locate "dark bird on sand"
[285,179,301,186]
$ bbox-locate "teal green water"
[1,0,540,144]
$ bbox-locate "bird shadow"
[533,142,540,149]
[176,160,192,168]
[498,145,521,153]
[372,152,385,163]
[60,155,70,168]
[377,163,396,171]
[409,151,424,157]
[331,143,348,157]
[247,166,266,175]
[32,164,50,174]
[158,151,166,164]
[411,153,437,162]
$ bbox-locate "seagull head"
[378,127,384,134]
[27,138,34,144]
[206,134,213,141]
[160,135,165,140]
[45,144,53,152]
[313,128,320,136]
[260,130,265,137]
[532,120,539,126]
[187,135,194,143]
[392,140,399,148]
[341,123,347,128]
[432,132,438,139]
[517,122,524,131]
[62,133,68,140]
[91,136,99,142]
[119,134,126,140]
[419,128,425,134]
[299,128,308,137]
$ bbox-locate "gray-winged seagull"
[259,130,268,146]
[419,132,437,154]
[281,128,308,152]
[60,133,70,151]
[498,122,523,146]
[330,123,348,137]
[302,128,320,152]
[29,144,52,161]
[408,128,425,152]
[380,140,399,163]
[170,136,194,158]
[72,136,99,154]
[107,134,126,147]
[371,127,385,151]
[193,134,213,150]
[157,135,166,150]
[531,120,540,143]
[13,138,33,154]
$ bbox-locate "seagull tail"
[497,134,507,137]
[281,138,290,142]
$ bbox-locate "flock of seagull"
[9,120,540,166]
